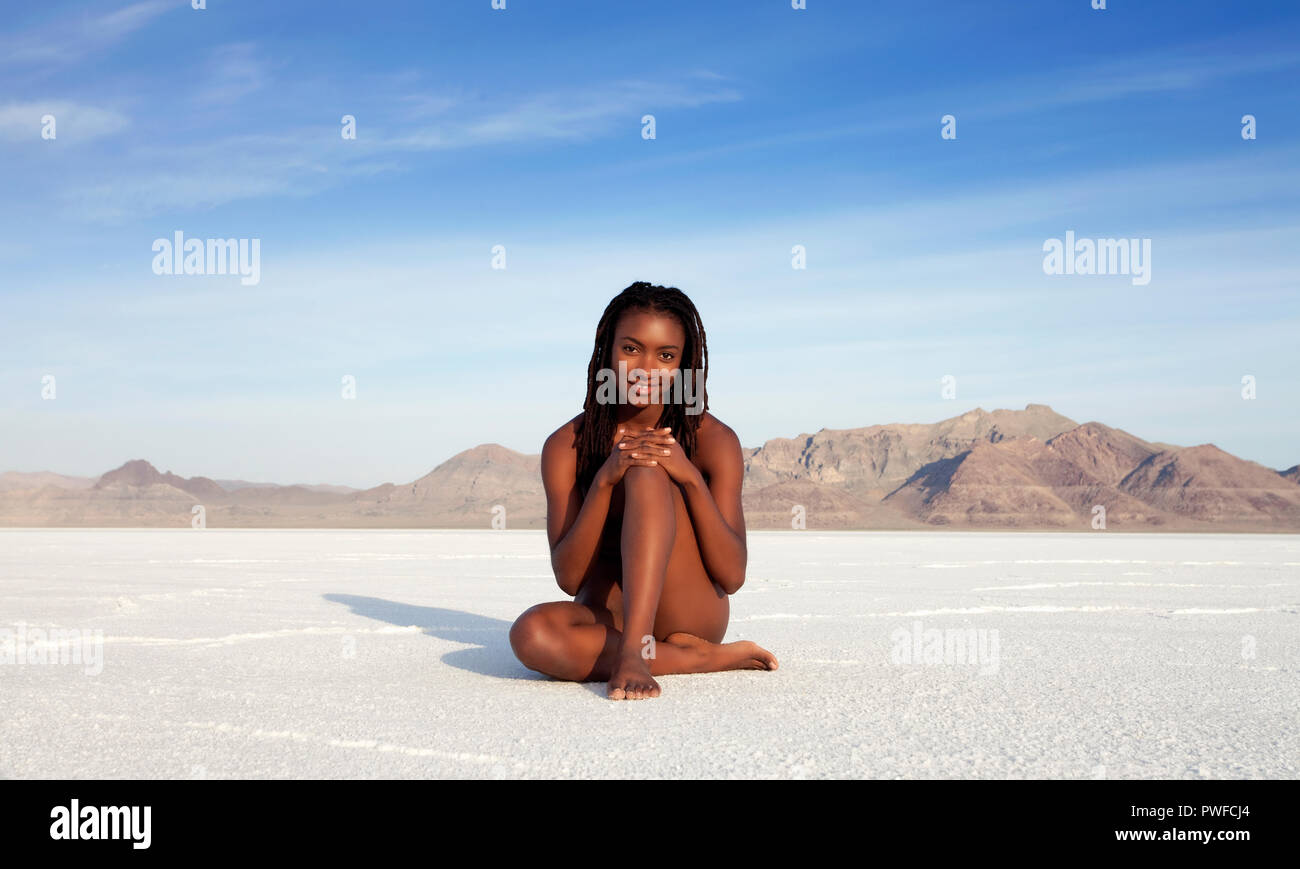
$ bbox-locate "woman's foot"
[665,631,779,673]
[608,651,661,700]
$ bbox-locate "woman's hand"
[593,426,663,489]
[614,426,702,488]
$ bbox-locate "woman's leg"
[509,465,777,699]
[604,465,676,697]
[509,599,777,694]
[509,600,729,681]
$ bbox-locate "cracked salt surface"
[1,529,1297,779]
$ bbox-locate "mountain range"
[2,404,1298,531]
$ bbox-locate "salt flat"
[1,529,1297,779]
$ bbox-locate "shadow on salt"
[323,593,538,681]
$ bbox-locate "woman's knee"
[509,604,562,669]
[622,463,672,499]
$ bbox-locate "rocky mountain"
[879,419,1300,530]
[93,459,227,501]
[1118,444,1300,526]
[742,403,1078,496]
[884,429,1166,529]
[351,444,545,527]
[1,405,1297,530]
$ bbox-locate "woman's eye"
[622,345,637,354]
[660,353,675,361]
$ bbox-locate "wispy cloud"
[46,76,742,220]
[976,47,1300,118]
[55,130,348,221]
[0,0,174,66]
[570,42,1300,179]
[0,100,128,143]
[195,42,269,105]
[382,78,741,149]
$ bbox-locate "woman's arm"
[542,425,612,597]
[678,421,748,595]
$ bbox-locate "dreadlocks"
[574,281,710,493]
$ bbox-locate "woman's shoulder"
[696,410,734,438]
[543,412,585,455]
[694,411,742,454]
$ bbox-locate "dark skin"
[509,309,778,699]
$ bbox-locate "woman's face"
[609,309,686,406]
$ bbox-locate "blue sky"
[1,0,1298,487]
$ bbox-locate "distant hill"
[1119,444,1300,525]
[2,405,1297,531]
[742,403,1079,496]
[94,459,227,500]
[350,444,544,528]
[0,471,95,492]
[216,479,359,495]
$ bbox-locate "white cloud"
[0,100,128,142]
[382,78,741,149]
[47,76,742,219]
[196,43,269,105]
[0,0,174,66]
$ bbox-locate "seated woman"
[509,281,778,700]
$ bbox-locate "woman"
[509,281,778,700]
